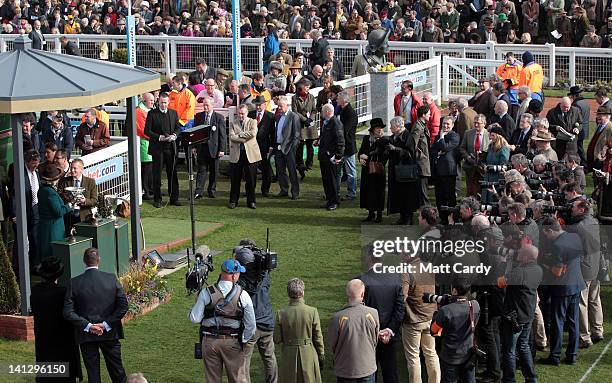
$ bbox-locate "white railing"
[3,35,612,88]
[443,57,506,101]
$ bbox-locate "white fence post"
[569,50,576,87]
[258,41,264,73]
[164,40,171,76]
[442,56,449,102]
[54,37,61,53]
[434,56,442,105]
[485,41,496,60]
[548,43,556,87]
[170,38,177,74]
[0,38,6,53]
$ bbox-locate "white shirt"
[27,168,39,206]
[189,280,256,343]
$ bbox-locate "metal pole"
[232,0,242,80]
[10,114,31,315]
[188,147,196,254]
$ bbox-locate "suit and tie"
[249,109,275,195]
[460,128,489,197]
[508,126,533,156]
[28,29,46,49]
[144,107,182,204]
[63,267,129,383]
[228,117,261,206]
[431,130,460,210]
[193,110,226,197]
[59,175,97,234]
[490,113,516,138]
[318,117,345,207]
[274,111,302,198]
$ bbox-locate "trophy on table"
[103,194,130,227]
[63,186,86,243]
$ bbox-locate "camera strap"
[468,300,477,349]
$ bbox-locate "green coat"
[274,298,324,383]
[37,184,72,259]
[292,94,318,140]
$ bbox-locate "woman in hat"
[264,61,287,93]
[594,135,612,218]
[358,118,389,223]
[30,257,82,382]
[37,163,73,260]
[286,62,304,93]
[482,124,510,203]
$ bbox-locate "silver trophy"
[104,195,129,226]
[63,186,85,242]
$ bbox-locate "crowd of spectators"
[2,0,612,48]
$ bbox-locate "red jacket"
[393,93,423,127]
[427,103,441,146]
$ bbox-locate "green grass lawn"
[1,163,612,382]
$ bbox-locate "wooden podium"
[50,236,93,286]
[75,219,117,274]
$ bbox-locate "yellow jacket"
[169,88,196,125]
[250,85,272,112]
[63,22,81,34]
[496,63,523,88]
[518,63,544,93]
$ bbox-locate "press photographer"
[189,259,256,383]
[429,280,481,383]
[234,240,278,383]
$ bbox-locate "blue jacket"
[549,232,587,296]
[263,34,280,73]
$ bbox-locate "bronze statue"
[365,29,391,68]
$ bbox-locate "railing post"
[258,40,264,73]
[164,39,171,76]
[547,43,556,87]
[0,38,6,52]
[54,37,61,53]
[428,46,435,59]
[485,41,495,60]
[434,57,442,105]
[569,50,576,87]
[170,38,177,74]
[442,56,449,102]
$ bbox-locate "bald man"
[545,97,583,160]
[137,93,156,199]
[327,279,380,382]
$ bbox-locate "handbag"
[394,163,420,182]
[368,160,384,175]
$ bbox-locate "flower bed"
[119,262,171,321]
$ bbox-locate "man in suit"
[228,105,261,209]
[468,79,497,121]
[515,86,532,130]
[336,92,358,201]
[411,106,433,208]
[191,58,217,84]
[359,251,405,383]
[273,96,302,200]
[60,36,81,56]
[317,104,345,211]
[587,106,612,169]
[568,86,590,165]
[63,248,128,383]
[309,29,329,67]
[394,80,423,129]
[21,114,42,155]
[8,149,40,274]
[249,96,275,197]
[193,98,226,199]
[28,19,46,50]
[545,97,583,160]
[144,92,181,208]
[508,113,534,156]
[454,98,475,197]
[324,47,345,81]
[288,5,304,33]
[541,218,587,366]
[492,82,512,109]
[431,116,460,211]
[59,158,97,233]
[490,100,515,139]
[460,114,490,197]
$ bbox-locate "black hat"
[528,99,543,114]
[596,105,612,115]
[369,118,386,131]
[252,95,266,105]
[39,163,63,182]
[487,123,507,140]
[35,257,64,281]
[568,86,583,96]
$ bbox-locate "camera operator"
[430,280,480,383]
[565,198,604,348]
[189,259,256,383]
[540,217,586,366]
[510,154,535,180]
[448,196,481,231]
[474,227,506,383]
[559,182,584,223]
[498,244,543,382]
[563,153,586,191]
[507,203,539,246]
[234,244,278,383]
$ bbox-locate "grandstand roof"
[0,35,160,113]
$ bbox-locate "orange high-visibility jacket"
[169,88,196,125]
[518,63,544,93]
[496,63,523,88]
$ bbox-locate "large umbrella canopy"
[0,35,160,113]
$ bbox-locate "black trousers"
[435,175,457,209]
[376,340,399,383]
[478,315,502,378]
[152,148,179,203]
[418,176,430,207]
[11,204,38,277]
[275,147,300,197]
[80,340,126,383]
[258,150,273,194]
[141,161,153,196]
[195,152,219,195]
[297,139,315,167]
[230,150,257,204]
[320,160,339,205]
